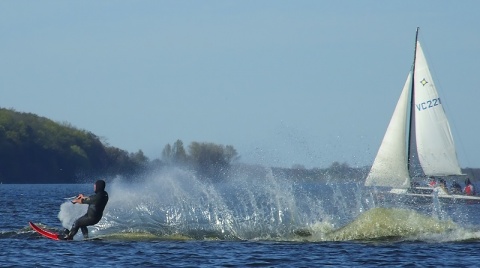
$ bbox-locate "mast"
[407,27,419,174]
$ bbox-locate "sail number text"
[416,98,441,111]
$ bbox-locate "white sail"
[365,72,411,188]
[413,42,462,176]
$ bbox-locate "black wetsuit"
[67,189,109,239]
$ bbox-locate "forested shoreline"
[0,108,148,183]
[1,108,478,184]
[0,108,244,183]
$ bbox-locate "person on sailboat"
[464,179,475,196]
[428,177,437,187]
[451,181,462,194]
[438,179,448,194]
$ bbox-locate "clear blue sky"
[1,1,479,168]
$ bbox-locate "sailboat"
[365,28,480,203]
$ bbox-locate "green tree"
[161,143,173,163]
[172,139,187,164]
[131,149,149,168]
[188,142,238,180]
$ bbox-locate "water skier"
[63,180,109,240]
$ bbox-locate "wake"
[55,167,480,242]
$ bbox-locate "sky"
[1,1,479,169]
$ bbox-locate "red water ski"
[29,221,60,241]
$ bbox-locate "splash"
[323,207,457,242]
[58,201,87,229]
[55,166,480,242]
[92,167,344,241]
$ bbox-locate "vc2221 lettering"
[416,98,441,111]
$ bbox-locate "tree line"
[0,108,150,183]
[161,140,239,180]
[0,108,239,183]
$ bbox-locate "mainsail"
[413,42,462,176]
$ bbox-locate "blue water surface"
[2,172,480,267]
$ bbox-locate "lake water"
[2,168,480,267]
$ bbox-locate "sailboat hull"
[373,188,480,205]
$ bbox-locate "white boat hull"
[374,187,480,204]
